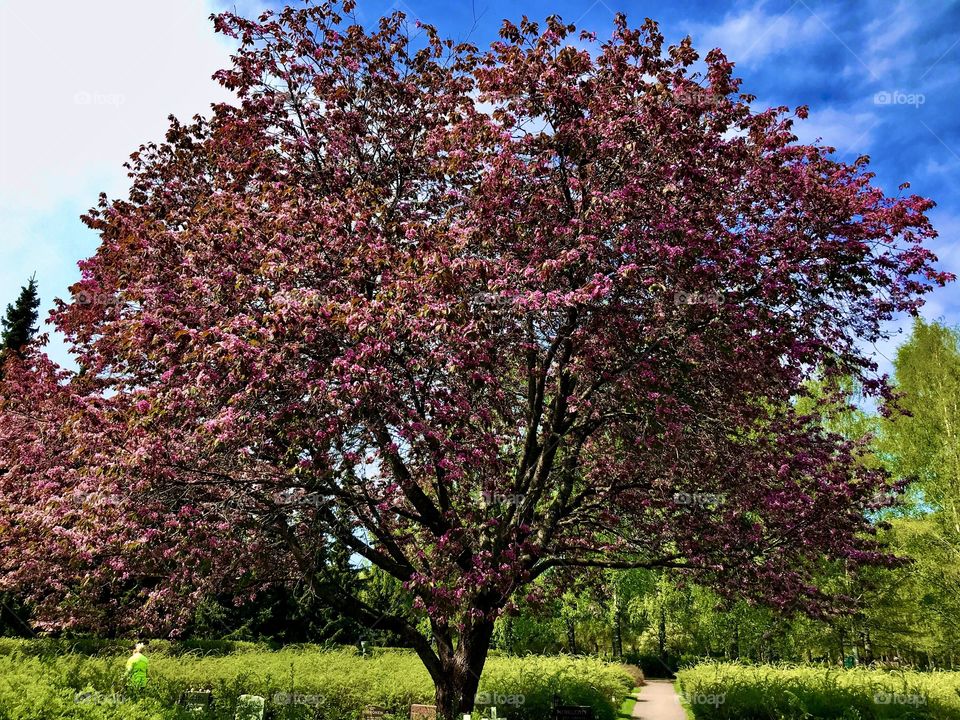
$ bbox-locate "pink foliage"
[0,3,951,649]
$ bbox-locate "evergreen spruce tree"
[0,274,40,357]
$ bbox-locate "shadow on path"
[631,679,687,720]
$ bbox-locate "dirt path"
[632,679,687,720]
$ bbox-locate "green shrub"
[0,643,633,720]
[677,662,960,719]
[616,664,644,687]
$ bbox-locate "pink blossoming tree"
[0,3,951,715]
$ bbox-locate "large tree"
[0,3,951,716]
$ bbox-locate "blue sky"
[1,0,958,377]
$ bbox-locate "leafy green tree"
[882,318,960,521]
[606,569,652,659]
[493,593,566,655]
[875,319,960,664]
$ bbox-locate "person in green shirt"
[125,642,149,692]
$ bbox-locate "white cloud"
[685,1,824,66]
[0,0,244,366]
[855,0,919,80]
[791,106,877,155]
[927,212,960,281]
[922,157,959,177]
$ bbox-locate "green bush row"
[0,638,276,659]
[0,644,633,720]
[677,662,960,719]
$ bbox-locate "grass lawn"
[617,687,640,720]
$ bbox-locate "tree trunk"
[657,605,667,660]
[428,618,496,720]
[613,607,623,659]
[566,617,578,654]
[854,631,866,664]
[503,615,514,655]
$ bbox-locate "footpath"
[631,679,687,720]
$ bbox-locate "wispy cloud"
[684,0,825,66]
[791,106,878,155]
[853,0,920,80]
